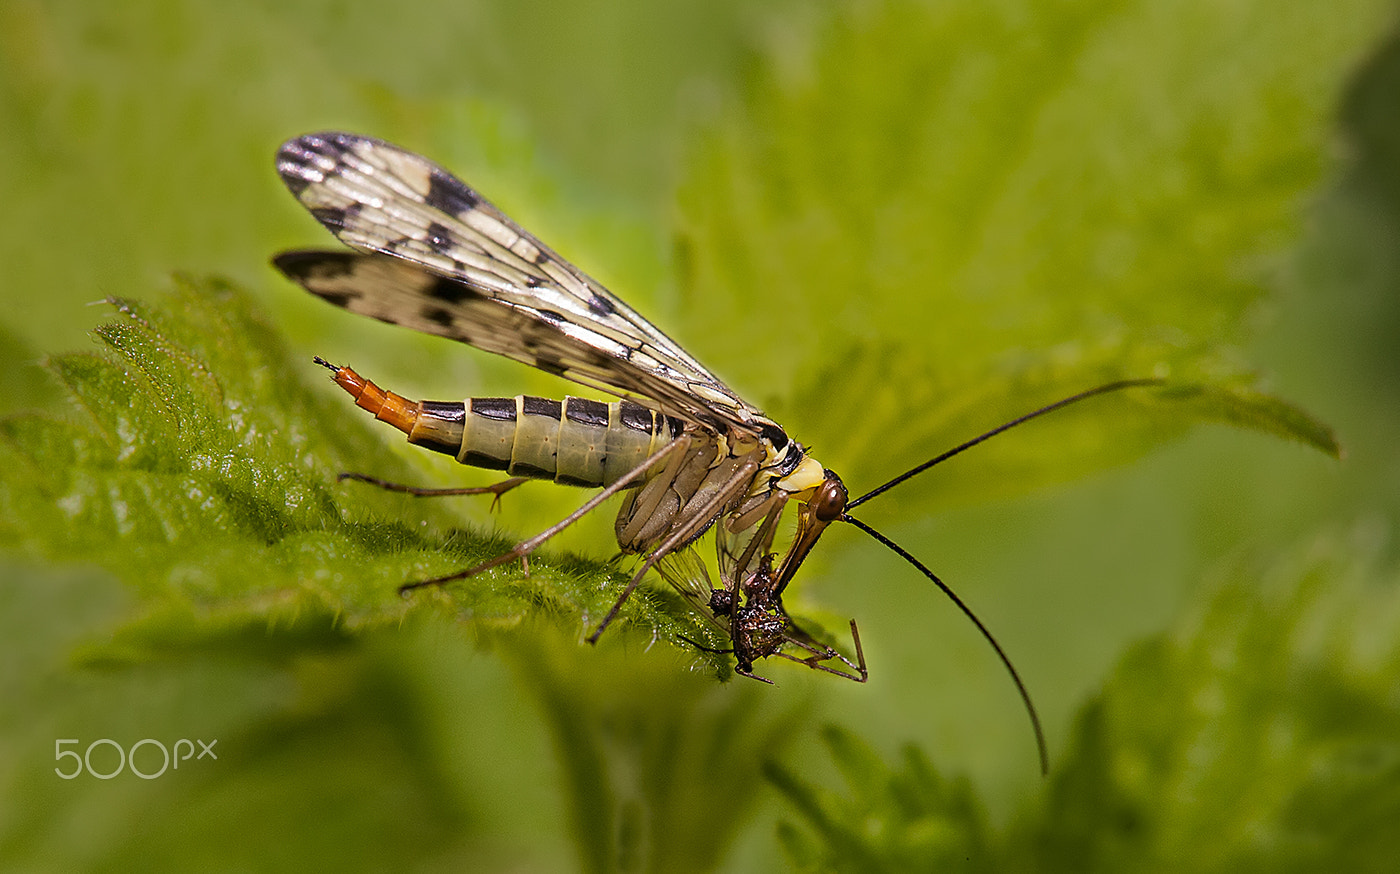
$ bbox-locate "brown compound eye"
[810,471,848,522]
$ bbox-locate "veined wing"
[274,131,771,437]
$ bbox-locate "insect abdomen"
[323,362,677,487]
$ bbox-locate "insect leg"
[338,473,528,511]
[733,666,777,686]
[587,452,762,643]
[725,495,787,589]
[399,434,692,594]
[675,633,734,656]
[773,619,868,682]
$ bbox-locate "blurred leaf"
[503,625,807,874]
[1019,526,1400,873]
[766,725,995,873]
[0,558,804,873]
[0,326,50,416]
[773,527,1400,872]
[674,0,1376,505]
[791,360,1339,512]
[0,0,773,352]
[1151,381,1342,457]
[0,562,484,872]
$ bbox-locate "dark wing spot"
[421,306,455,328]
[425,222,455,256]
[310,205,355,233]
[537,309,565,326]
[427,277,480,304]
[278,168,312,196]
[535,354,568,378]
[522,274,543,288]
[587,294,615,317]
[271,250,357,280]
[583,347,613,368]
[313,291,357,309]
[425,168,480,216]
[275,138,322,194]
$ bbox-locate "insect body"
[274,131,859,684]
[307,353,683,490]
[275,131,1160,771]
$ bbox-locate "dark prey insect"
[273,131,1161,773]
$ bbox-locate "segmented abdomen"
[324,363,680,487]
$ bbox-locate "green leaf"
[0,277,727,671]
[0,281,805,872]
[2,280,812,868]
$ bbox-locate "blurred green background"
[2,1,1399,871]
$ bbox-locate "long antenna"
[847,378,1162,510]
[838,377,1164,775]
[841,513,1049,775]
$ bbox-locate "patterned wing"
[274,131,771,437]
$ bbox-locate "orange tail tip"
[314,357,420,436]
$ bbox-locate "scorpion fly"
[273,132,1160,773]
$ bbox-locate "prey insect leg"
[773,619,868,682]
